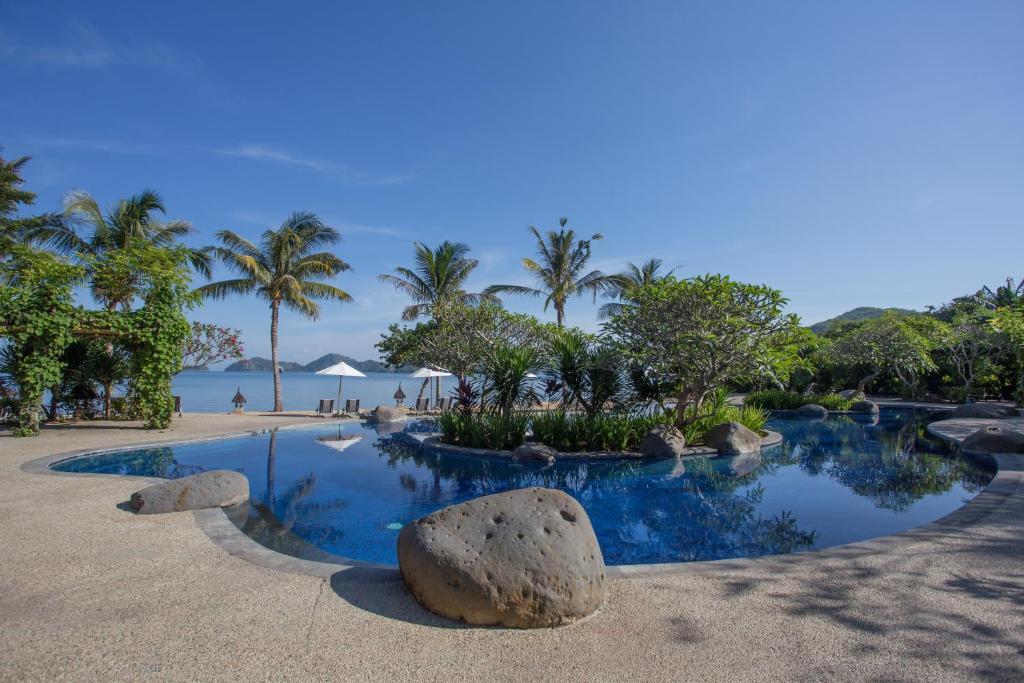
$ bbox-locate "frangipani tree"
[991,306,1024,404]
[605,274,802,427]
[827,312,937,394]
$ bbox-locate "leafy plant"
[378,241,493,320]
[480,343,542,416]
[746,389,855,412]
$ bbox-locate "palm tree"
[197,212,352,412]
[598,258,673,319]
[379,240,491,320]
[974,277,1024,310]
[0,152,69,267]
[485,217,614,326]
[37,189,212,310]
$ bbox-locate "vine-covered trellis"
[0,243,194,436]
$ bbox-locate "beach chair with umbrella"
[315,361,367,416]
[409,367,453,412]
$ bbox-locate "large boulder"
[397,487,606,627]
[850,400,880,415]
[838,389,866,401]
[639,424,687,457]
[703,422,761,454]
[796,404,829,419]
[951,403,1021,419]
[513,442,557,462]
[961,426,1024,454]
[368,405,408,423]
[130,470,248,514]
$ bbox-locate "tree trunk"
[555,302,565,328]
[673,388,693,428]
[270,300,283,412]
[857,369,882,394]
[266,429,277,504]
[103,381,112,419]
[417,377,429,401]
[49,385,59,423]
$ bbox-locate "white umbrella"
[410,367,453,404]
[316,361,367,413]
[316,433,364,452]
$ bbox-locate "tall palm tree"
[37,189,212,310]
[0,152,69,267]
[197,212,352,412]
[485,217,614,327]
[598,258,674,319]
[378,240,491,320]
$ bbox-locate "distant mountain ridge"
[809,306,918,334]
[224,354,413,373]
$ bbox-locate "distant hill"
[224,357,305,372]
[224,354,414,373]
[809,307,919,334]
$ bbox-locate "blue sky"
[3,1,1022,365]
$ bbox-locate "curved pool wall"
[50,407,994,567]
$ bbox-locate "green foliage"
[480,343,543,416]
[676,388,768,445]
[485,217,615,326]
[605,274,802,426]
[435,410,530,450]
[746,389,855,412]
[378,241,492,320]
[546,327,626,415]
[826,311,938,394]
[529,410,672,452]
[0,247,83,434]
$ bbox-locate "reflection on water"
[53,407,993,566]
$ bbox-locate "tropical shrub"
[746,389,854,412]
[676,388,768,445]
[435,410,530,450]
[605,274,803,427]
[546,327,626,415]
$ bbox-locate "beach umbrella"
[316,433,364,452]
[410,367,453,402]
[315,361,367,413]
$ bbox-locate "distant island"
[808,306,918,334]
[224,353,415,374]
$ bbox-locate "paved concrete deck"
[2,413,1024,681]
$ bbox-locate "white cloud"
[1,22,200,75]
[218,144,415,186]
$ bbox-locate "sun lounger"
[344,399,360,415]
[317,399,335,415]
[415,397,430,413]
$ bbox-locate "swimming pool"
[52,407,993,566]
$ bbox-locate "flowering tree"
[181,322,244,370]
[828,312,937,394]
[605,274,803,426]
[991,306,1024,404]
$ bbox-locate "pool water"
[52,407,994,566]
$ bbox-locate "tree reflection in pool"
[52,407,993,566]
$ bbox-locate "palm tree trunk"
[555,301,565,327]
[270,300,283,412]
[103,381,112,419]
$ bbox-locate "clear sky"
[3,1,1022,366]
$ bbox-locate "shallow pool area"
[52,407,994,566]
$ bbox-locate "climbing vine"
[0,242,196,435]
[0,247,83,435]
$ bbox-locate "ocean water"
[170,370,442,412]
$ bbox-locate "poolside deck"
[1,412,1023,681]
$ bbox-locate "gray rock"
[513,442,558,462]
[703,422,761,454]
[728,451,763,477]
[368,405,408,423]
[639,424,687,457]
[850,400,880,414]
[951,403,1021,419]
[838,389,867,401]
[130,470,248,514]
[397,487,606,627]
[796,404,829,419]
[961,426,1024,454]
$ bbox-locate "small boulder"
[513,442,558,462]
[728,451,763,478]
[796,404,829,419]
[130,470,248,514]
[838,389,867,401]
[951,403,1021,419]
[639,424,687,457]
[397,487,606,627]
[368,405,408,423]
[703,422,761,454]
[850,400,880,415]
[961,426,1024,454]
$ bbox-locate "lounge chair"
[344,399,360,415]
[415,397,430,413]
[438,397,454,412]
[317,399,335,415]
